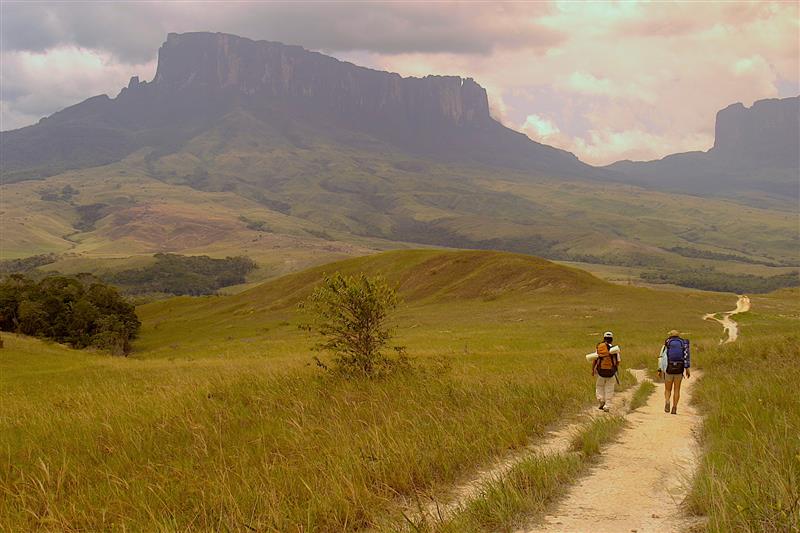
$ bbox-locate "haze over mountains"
[1,32,798,280]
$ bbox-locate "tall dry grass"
[0,335,589,532]
[689,335,800,532]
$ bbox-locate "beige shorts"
[664,372,683,383]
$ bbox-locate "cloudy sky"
[2,1,798,165]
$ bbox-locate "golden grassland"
[1,251,797,531]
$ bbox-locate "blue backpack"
[665,337,688,374]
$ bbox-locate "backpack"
[665,337,688,374]
[595,342,617,378]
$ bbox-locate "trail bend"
[703,295,750,344]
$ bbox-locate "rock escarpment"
[712,97,799,167]
[150,32,491,129]
[1,31,591,182]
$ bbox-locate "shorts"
[664,372,683,383]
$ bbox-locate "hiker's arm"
[684,341,691,377]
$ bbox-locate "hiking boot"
[598,401,605,410]
[602,405,610,412]
[671,406,677,415]
[665,401,670,413]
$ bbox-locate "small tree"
[300,273,407,377]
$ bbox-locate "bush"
[300,273,408,377]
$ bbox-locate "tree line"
[0,274,140,355]
[104,253,258,296]
[641,269,800,294]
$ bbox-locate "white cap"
[603,331,613,338]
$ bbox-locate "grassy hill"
[2,250,798,531]
[134,249,735,361]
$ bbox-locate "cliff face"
[2,31,592,182]
[143,32,491,128]
[712,97,799,167]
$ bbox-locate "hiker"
[658,329,690,414]
[591,331,620,412]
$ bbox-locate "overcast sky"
[2,1,798,165]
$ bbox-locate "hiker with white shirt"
[588,331,620,412]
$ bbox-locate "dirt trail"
[703,295,750,343]
[521,372,703,533]
[414,370,647,523]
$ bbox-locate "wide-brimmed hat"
[668,329,680,337]
[603,331,613,338]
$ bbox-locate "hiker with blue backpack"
[658,330,690,414]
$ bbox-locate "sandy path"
[521,372,703,533]
[414,370,647,523]
[703,295,750,343]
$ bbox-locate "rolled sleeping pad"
[586,345,620,362]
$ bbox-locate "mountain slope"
[1,32,596,183]
[607,96,800,200]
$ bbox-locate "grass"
[0,250,796,531]
[569,415,627,457]
[629,380,656,411]
[0,333,590,532]
[688,335,800,532]
[424,414,627,532]
[423,453,583,533]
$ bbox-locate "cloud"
[1,2,562,62]
[1,1,798,164]
[521,114,561,140]
[571,129,715,165]
[1,48,155,131]
[372,1,799,164]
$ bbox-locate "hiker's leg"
[665,379,673,399]
[596,377,605,403]
[604,378,615,409]
[672,376,683,407]
[664,378,674,412]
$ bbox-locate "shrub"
[300,273,408,377]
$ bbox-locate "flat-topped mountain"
[1,32,796,277]
[607,96,799,198]
[151,32,491,128]
[2,31,591,182]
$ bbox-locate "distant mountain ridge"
[607,96,799,198]
[1,31,593,182]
